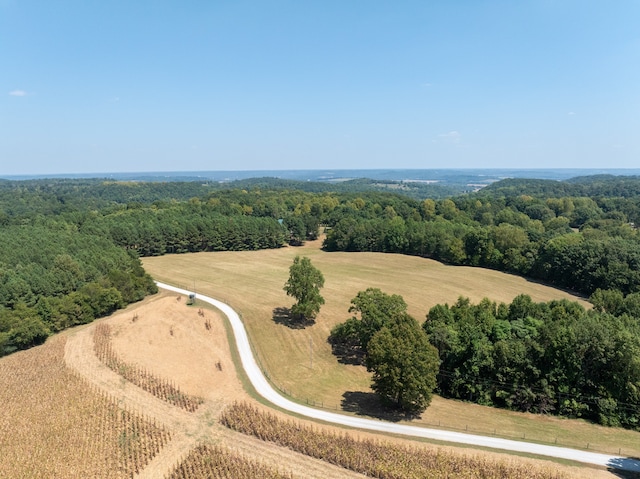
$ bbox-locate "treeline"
[0,193,300,357]
[0,223,156,355]
[0,178,218,221]
[0,175,464,224]
[331,287,640,428]
[0,183,332,356]
[323,191,640,297]
[81,204,287,256]
[0,181,425,357]
[3,174,640,358]
[229,177,467,200]
[329,286,640,429]
[424,292,640,429]
[483,174,640,199]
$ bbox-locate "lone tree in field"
[283,256,325,322]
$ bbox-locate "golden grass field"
[0,270,635,477]
[142,238,640,458]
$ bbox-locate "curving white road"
[156,282,640,473]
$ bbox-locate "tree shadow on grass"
[607,457,640,478]
[327,336,365,366]
[272,307,315,329]
[341,391,419,422]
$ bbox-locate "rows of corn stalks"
[165,443,294,479]
[0,335,171,478]
[94,322,203,412]
[110,405,172,476]
[220,401,569,479]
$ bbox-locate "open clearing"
[143,237,592,406]
[142,238,640,458]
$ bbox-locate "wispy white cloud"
[438,130,462,143]
[9,89,27,97]
[568,111,576,116]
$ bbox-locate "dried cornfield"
[220,402,569,479]
[165,443,294,479]
[0,335,171,479]
[94,323,204,412]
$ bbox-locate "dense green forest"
[3,174,640,430]
[330,288,640,426]
[424,293,640,429]
[0,222,157,355]
[481,174,640,199]
[0,176,463,221]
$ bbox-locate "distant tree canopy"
[482,175,640,199]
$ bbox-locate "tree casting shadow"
[341,391,419,422]
[327,336,365,366]
[272,307,315,329]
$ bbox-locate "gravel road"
[156,282,640,474]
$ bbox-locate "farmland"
[0,334,171,478]
[1,289,612,478]
[141,239,592,417]
[2,242,639,477]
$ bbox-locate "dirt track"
[63,292,367,479]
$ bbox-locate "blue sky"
[1,1,639,175]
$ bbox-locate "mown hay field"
[142,241,640,457]
[144,240,590,403]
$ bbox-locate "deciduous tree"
[283,256,325,321]
[366,312,440,414]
